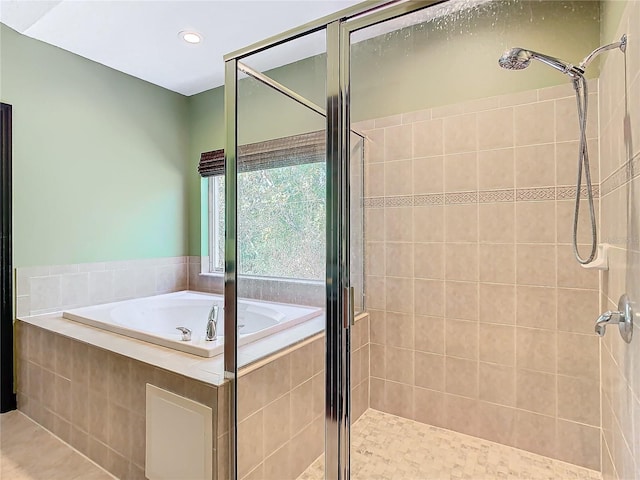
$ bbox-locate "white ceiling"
[0,0,362,96]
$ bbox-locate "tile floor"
[0,411,113,480]
[1,408,603,480]
[299,410,603,480]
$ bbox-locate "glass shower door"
[223,27,350,480]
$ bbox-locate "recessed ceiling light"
[179,31,202,44]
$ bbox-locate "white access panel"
[146,384,213,480]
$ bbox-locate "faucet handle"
[595,311,617,336]
[176,326,192,341]
[594,294,633,343]
[206,304,219,342]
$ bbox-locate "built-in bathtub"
[62,290,323,357]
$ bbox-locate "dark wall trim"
[1,102,16,412]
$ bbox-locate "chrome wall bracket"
[595,293,634,343]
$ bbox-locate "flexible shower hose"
[571,75,598,264]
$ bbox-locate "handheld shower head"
[498,48,584,77]
[498,48,533,70]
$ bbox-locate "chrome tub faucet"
[206,304,219,341]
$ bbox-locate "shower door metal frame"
[0,102,15,413]
[223,1,440,478]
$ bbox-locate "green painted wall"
[186,88,224,256]
[0,24,190,267]
[600,0,627,44]
[186,0,601,256]
[351,0,600,119]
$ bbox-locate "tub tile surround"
[234,316,369,480]
[16,256,189,317]
[358,81,602,470]
[15,321,219,480]
[189,256,325,308]
[599,1,640,479]
[15,253,368,480]
[15,317,369,480]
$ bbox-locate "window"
[202,131,326,281]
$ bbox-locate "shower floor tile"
[0,411,113,480]
[298,409,602,480]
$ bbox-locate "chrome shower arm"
[579,34,627,70]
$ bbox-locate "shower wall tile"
[478,148,515,190]
[479,203,515,243]
[515,244,557,286]
[514,101,555,146]
[401,109,430,124]
[384,159,412,196]
[515,201,556,243]
[514,410,557,459]
[384,124,412,160]
[516,285,557,330]
[414,315,444,354]
[412,156,444,194]
[479,324,514,366]
[477,107,514,150]
[498,89,538,107]
[413,243,444,279]
[464,95,500,114]
[556,198,601,245]
[444,243,478,281]
[476,402,517,447]
[479,283,515,325]
[444,204,478,242]
[363,84,601,470]
[444,152,477,192]
[478,363,515,407]
[445,319,478,360]
[515,144,555,188]
[479,244,516,284]
[443,113,477,154]
[555,94,599,142]
[413,387,446,428]
[412,119,443,157]
[516,327,557,374]
[515,369,556,416]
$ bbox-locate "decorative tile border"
[414,194,444,206]
[445,191,478,204]
[365,185,601,208]
[556,185,600,200]
[385,196,414,208]
[363,197,385,208]
[515,187,556,201]
[601,153,640,196]
[478,189,515,203]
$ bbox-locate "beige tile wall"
[16,317,368,480]
[233,316,369,480]
[189,256,325,307]
[599,1,640,479]
[15,321,219,480]
[16,256,189,317]
[16,254,366,480]
[358,82,602,470]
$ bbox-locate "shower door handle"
[342,286,355,328]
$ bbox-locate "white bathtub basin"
[63,291,322,357]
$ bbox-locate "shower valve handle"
[594,294,633,343]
